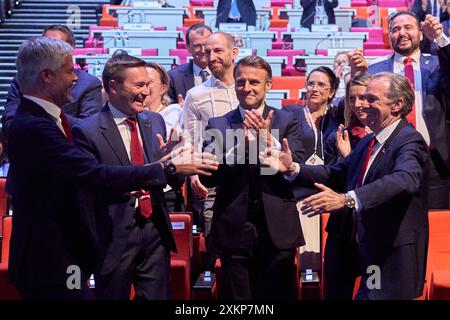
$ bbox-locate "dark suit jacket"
[168,61,195,103]
[215,0,257,27]
[2,69,103,138]
[301,0,338,29]
[368,48,450,178]
[72,105,177,275]
[294,119,429,299]
[200,106,306,253]
[7,98,167,290]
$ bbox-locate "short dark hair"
[185,24,213,47]
[42,25,76,47]
[102,54,146,94]
[388,11,420,31]
[307,66,340,103]
[234,55,272,80]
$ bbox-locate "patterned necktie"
[59,111,73,143]
[403,57,416,127]
[124,117,153,219]
[200,69,209,82]
[230,0,240,18]
[356,136,376,188]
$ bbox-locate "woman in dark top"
[322,72,373,300]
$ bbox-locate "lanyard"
[304,105,327,159]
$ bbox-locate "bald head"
[204,32,238,81]
[205,32,236,49]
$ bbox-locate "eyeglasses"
[306,80,330,91]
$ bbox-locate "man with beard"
[183,32,239,240]
[167,24,212,103]
[355,12,450,209]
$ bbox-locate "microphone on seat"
[313,33,331,54]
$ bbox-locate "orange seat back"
[272,76,306,99]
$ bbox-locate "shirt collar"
[374,118,402,145]
[23,95,61,120]
[108,102,134,125]
[238,103,266,120]
[210,75,235,89]
[192,62,210,77]
[394,49,421,65]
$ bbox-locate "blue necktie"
[432,0,438,17]
[230,0,240,18]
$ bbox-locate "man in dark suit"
[7,37,218,300]
[201,56,306,300]
[262,72,429,300]
[168,24,212,103]
[72,54,177,300]
[215,0,256,28]
[365,12,450,209]
[2,25,103,139]
[301,0,338,30]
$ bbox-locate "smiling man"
[200,55,306,300]
[366,12,450,209]
[261,72,429,300]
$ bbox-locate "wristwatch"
[344,192,356,209]
[163,160,177,175]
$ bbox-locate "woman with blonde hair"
[144,62,184,136]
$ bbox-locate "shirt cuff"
[434,32,450,48]
[348,190,362,213]
[284,162,300,182]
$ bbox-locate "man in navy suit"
[362,12,450,209]
[201,56,306,299]
[2,25,103,138]
[301,0,339,30]
[72,54,180,300]
[7,37,218,299]
[262,72,429,300]
[167,24,212,103]
[215,0,256,28]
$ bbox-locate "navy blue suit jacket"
[168,61,195,103]
[72,105,177,275]
[215,0,257,27]
[2,69,103,138]
[295,119,429,299]
[200,106,306,253]
[301,0,338,29]
[7,98,167,290]
[368,49,450,178]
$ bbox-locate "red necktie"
[125,117,153,219]
[403,57,416,127]
[60,111,73,143]
[356,137,376,188]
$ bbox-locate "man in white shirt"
[261,72,429,300]
[183,31,239,237]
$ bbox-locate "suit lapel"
[99,104,130,165]
[364,119,409,182]
[137,113,155,163]
[184,61,195,93]
[229,107,243,131]
[420,54,431,94]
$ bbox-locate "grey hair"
[16,37,73,90]
[372,72,414,117]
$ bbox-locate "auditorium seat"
[141,49,159,56]
[377,0,409,7]
[0,216,21,300]
[351,27,385,50]
[272,76,306,99]
[364,48,393,56]
[426,210,450,300]
[351,0,368,6]
[72,48,108,56]
[268,49,305,76]
[169,213,193,300]
[169,49,191,64]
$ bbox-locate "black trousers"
[219,202,298,300]
[95,216,170,300]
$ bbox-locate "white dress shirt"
[23,95,67,138]
[392,50,430,146]
[183,75,239,149]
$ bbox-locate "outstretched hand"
[259,138,295,174]
[300,183,345,217]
